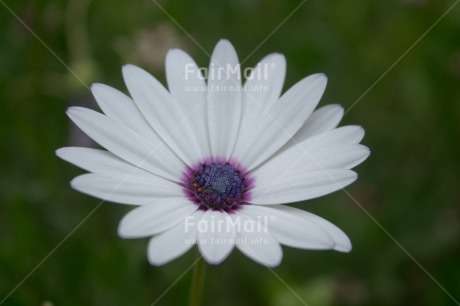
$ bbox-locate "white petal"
[118,198,198,238]
[241,74,328,170]
[197,210,236,265]
[232,54,286,160]
[166,49,211,157]
[148,210,204,265]
[87,85,185,178]
[71,173,182,205]
[207,39,242,159]
[250,169,358,205]
[91,83,160,141]
[122,64,203,164]
[56,147,153,179]
[300,144,370,171]
[235,213,282,267]
[304,125,365,149]
[243,205,351,252]
[67,107,184,181]
[259,125,366,172]
[254,144,369,185]
[289,104,344,146]
[278,206,352,252]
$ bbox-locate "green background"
[1,0,460,305]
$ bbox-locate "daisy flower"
[57,39,369,268]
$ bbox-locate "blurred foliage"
[1,0,460,305]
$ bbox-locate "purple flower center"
[184,161,251,212]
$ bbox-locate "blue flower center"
[189,162,247,211]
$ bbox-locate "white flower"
[57,39,369,268]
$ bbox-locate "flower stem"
[188,256,206,306]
